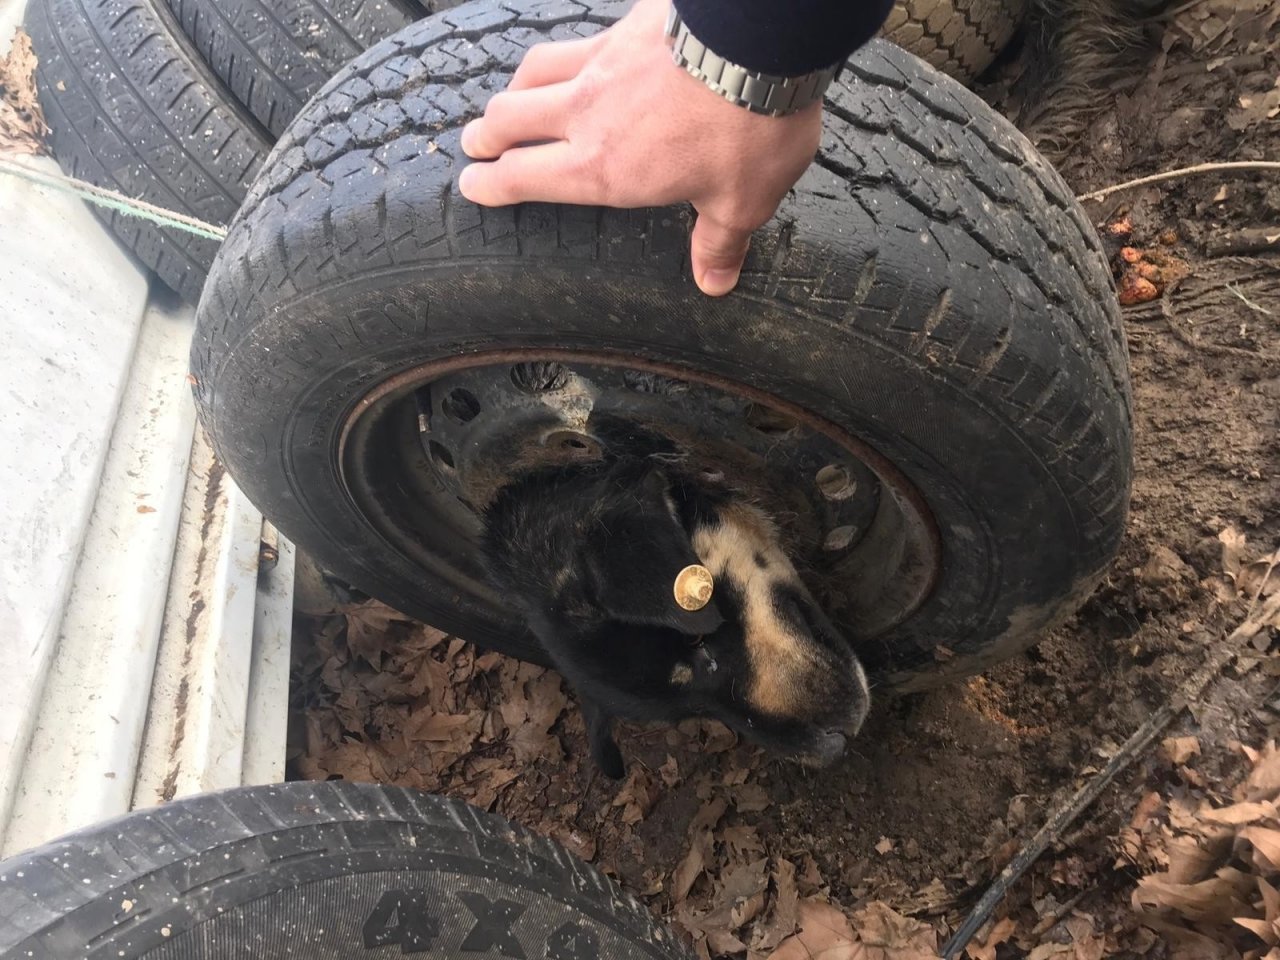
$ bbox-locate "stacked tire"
[25,0,447,303]
[27,0,1025,304]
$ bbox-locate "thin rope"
[3,153,1278,244]
[0,155,228,240]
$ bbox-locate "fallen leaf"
[1198,799,1276,825]
[768,900,859,960]
[1161,737,1202,766]
[965,916,1014,960]
[672,840,707,904]
[1240,825,1280,871]
[850,900,939,959]
[0,29,48,154]
[875,837,896,855]
[1133,867,1255,923]
[735,782,771,814]
[755,859,801,953]
[612,764,660,825]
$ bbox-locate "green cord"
[0,154,229,241]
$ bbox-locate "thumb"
[690,213,753,297]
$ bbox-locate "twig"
[1205,227,1280,258]
[1227,283,1275,317]
[941,590,1280,960]
[1076,162,1280,204]
[1156,296,1261,360]
[1029,889,1090,938]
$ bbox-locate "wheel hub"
[340,351,941,639]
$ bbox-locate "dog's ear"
[582,469,723,635]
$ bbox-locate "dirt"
[288,2,1279,956]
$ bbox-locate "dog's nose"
[809,729,848,766]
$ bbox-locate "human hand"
[458,0,824,297]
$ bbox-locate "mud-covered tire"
[191,0,1132,689]
[160,0,452,138]
[883,0,1027,82]
[25,0,272,304]
[0,782,687,960]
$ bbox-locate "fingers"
[461,83,575,160]
[690,213,754,297]
[459,142,600,207]
[507,37,599,91]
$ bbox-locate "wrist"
[664,5,842,117]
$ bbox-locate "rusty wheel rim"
[339,349,942,640]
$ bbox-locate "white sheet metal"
[0,153,151,840]
[1,291,196,857]
[131,430,267,807]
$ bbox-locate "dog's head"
[486,461,870,765]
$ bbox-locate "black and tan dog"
[482,457,870,778]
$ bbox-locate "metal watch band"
[664,6,841,117]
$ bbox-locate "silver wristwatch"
[664,5,842,117]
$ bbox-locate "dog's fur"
[482,456,870,778]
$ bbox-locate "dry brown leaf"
[850,901,939,960]
[735,782,771,814]
[1139,918,1239,960]
[1240,742,1280,802]
[1240,825,1280,872]
[707,928,749,956]
[768,900,859,960]
[1162,737,1202,766]
[0,29,48,154]
[693,796,730,834]
[341,601,413,663]
[1235,915,1280,946]
[754,859,801,954]
[964,916,1015,960]
[1164,832,1232,885]
[874,837,896,855]
[613,764,660,825]
[660,754,681,788]
[1199,800,1277,825]
[673,840,708,904]
[1133,867,1255,923]
[1261,877,1280,925]
[1222,527,1249,579]
[723,824,766,859]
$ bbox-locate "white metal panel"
[132,430,266,808]
[242,529,296,787]
[0,292,196,857]
[0,154,151,837]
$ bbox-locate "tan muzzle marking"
[674,564,714,611]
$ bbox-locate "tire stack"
[26,0,1026,305]
[24,0,456,304]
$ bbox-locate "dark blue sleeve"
[671,0,895,76]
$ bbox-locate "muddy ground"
[290,2,1279,956]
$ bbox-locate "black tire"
[26,0,273,304]
[160,0,445,139]
[0,782,686,959]
[883,0,1027,81]
[191,0,1132,689]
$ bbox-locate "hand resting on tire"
[458,0,823,298]
[481,454,871,778]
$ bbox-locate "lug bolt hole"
[428,440,455,471]
[816,464,856,501]
[545,430,601,460]
[824,526,857,551]
[442,388,480,424]
[744,403,798,435]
